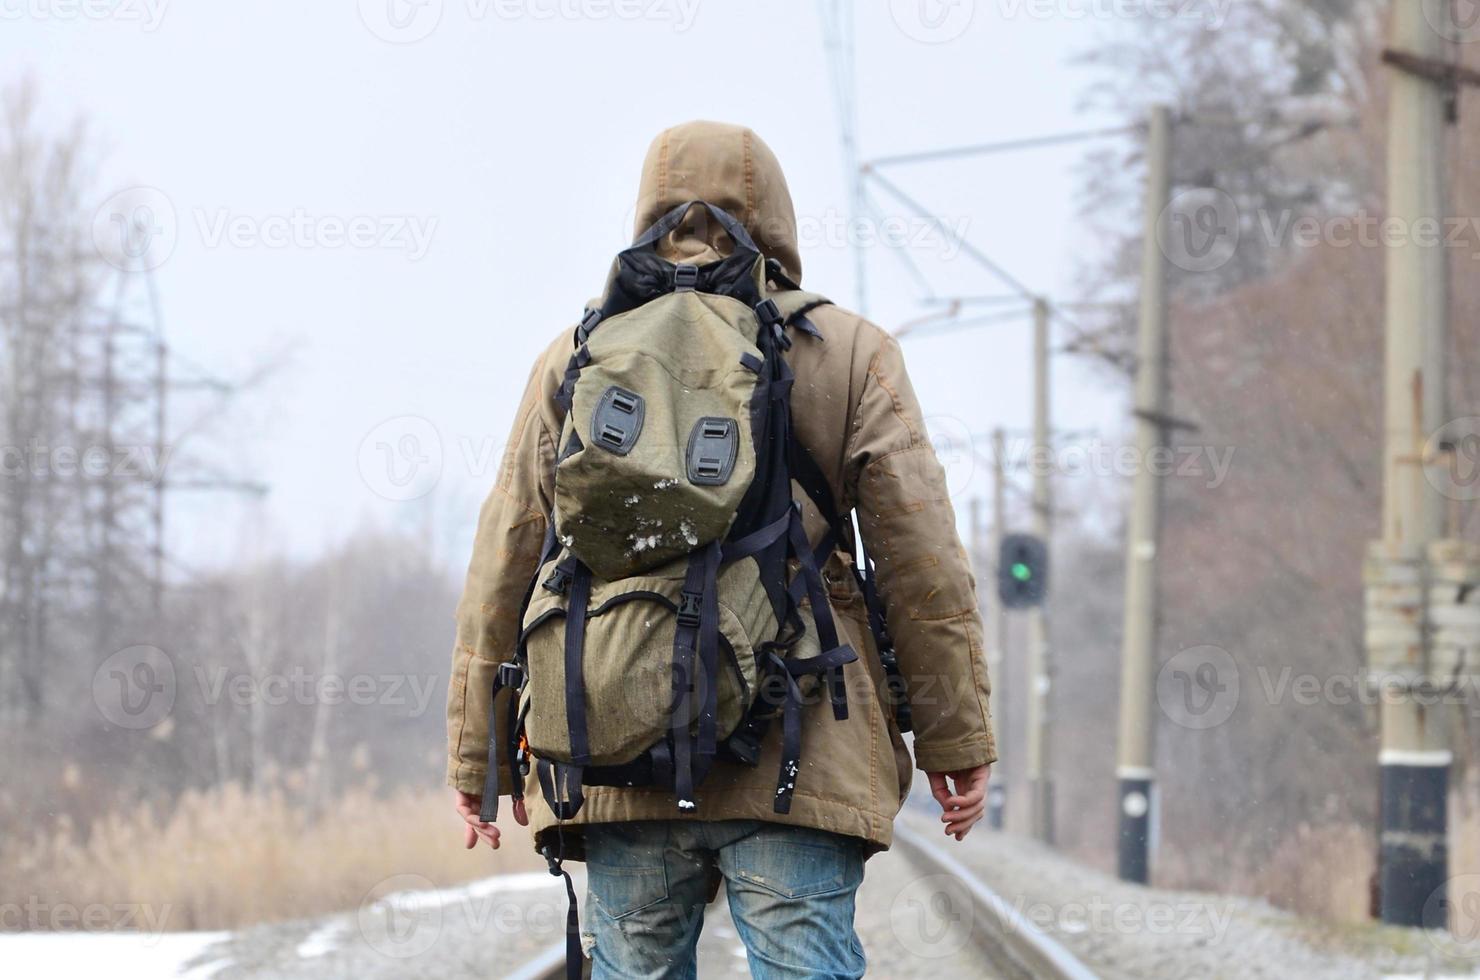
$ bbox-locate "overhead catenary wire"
[864,123,1141,169]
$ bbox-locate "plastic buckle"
[677,590,702,628]
[576,308,602,343]
[496,661,524,688]
[754,298,782,327]
[542,566,571,595]
[673,264,700,292]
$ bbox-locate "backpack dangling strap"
[540,830,583,979]
[767,642,859,814]
[536,759,585,821]
[786,506,852,721]
[478,660,527,823]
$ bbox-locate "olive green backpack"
[477,201,871,826]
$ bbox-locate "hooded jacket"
[446,121,996,857]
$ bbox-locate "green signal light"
[1011,562,1032,582]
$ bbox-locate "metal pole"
[1026,298,1054,844]
[989,428,1009,830]
[1115,103,1171,884]
[1374,1,1450,928]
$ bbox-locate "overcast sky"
[3,0,1141,575]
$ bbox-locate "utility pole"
[988,428,1008,830]
[1368,2,1452,928]
[1115,103,1171,884]
[1026,297,1054,844]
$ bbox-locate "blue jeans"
[583,819,866,979]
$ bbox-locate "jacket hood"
[632,120,803,285]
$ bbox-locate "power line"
[864,123,1140,169]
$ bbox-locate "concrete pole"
[1026,297,1054,845]
[1115,103,1171,884]
[988,428,1009,830]
[1375,1,1450,928]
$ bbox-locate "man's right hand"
[454,789,528,849]
[926,764,990,841]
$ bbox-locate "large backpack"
[478,201,908,830]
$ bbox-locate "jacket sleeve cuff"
[913,735,997,774]
[448,763,488,797]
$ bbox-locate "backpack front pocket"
[519,556,773,768]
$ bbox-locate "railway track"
[506,822,1100,980]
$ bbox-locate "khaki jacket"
[447,121,995,857]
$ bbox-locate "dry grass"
[1,780,542,932]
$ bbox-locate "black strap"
[541,838,583,980]
[671,551,706,812]
[478,667,511,821]
[721,509,790,564]
[564,563,593,767]
[787,507,851,722]
[554,344,591,412]
[536,759,585,821]
[765,256,801,291]
[768,643,859,814]
[696,543,722,758]
[478,661,528,822]
[632,199,763,255]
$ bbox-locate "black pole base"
[1117,775,1153,884]
[1380,760,1448,928]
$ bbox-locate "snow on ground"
[2,931,233,980]
[0,870,575,980]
